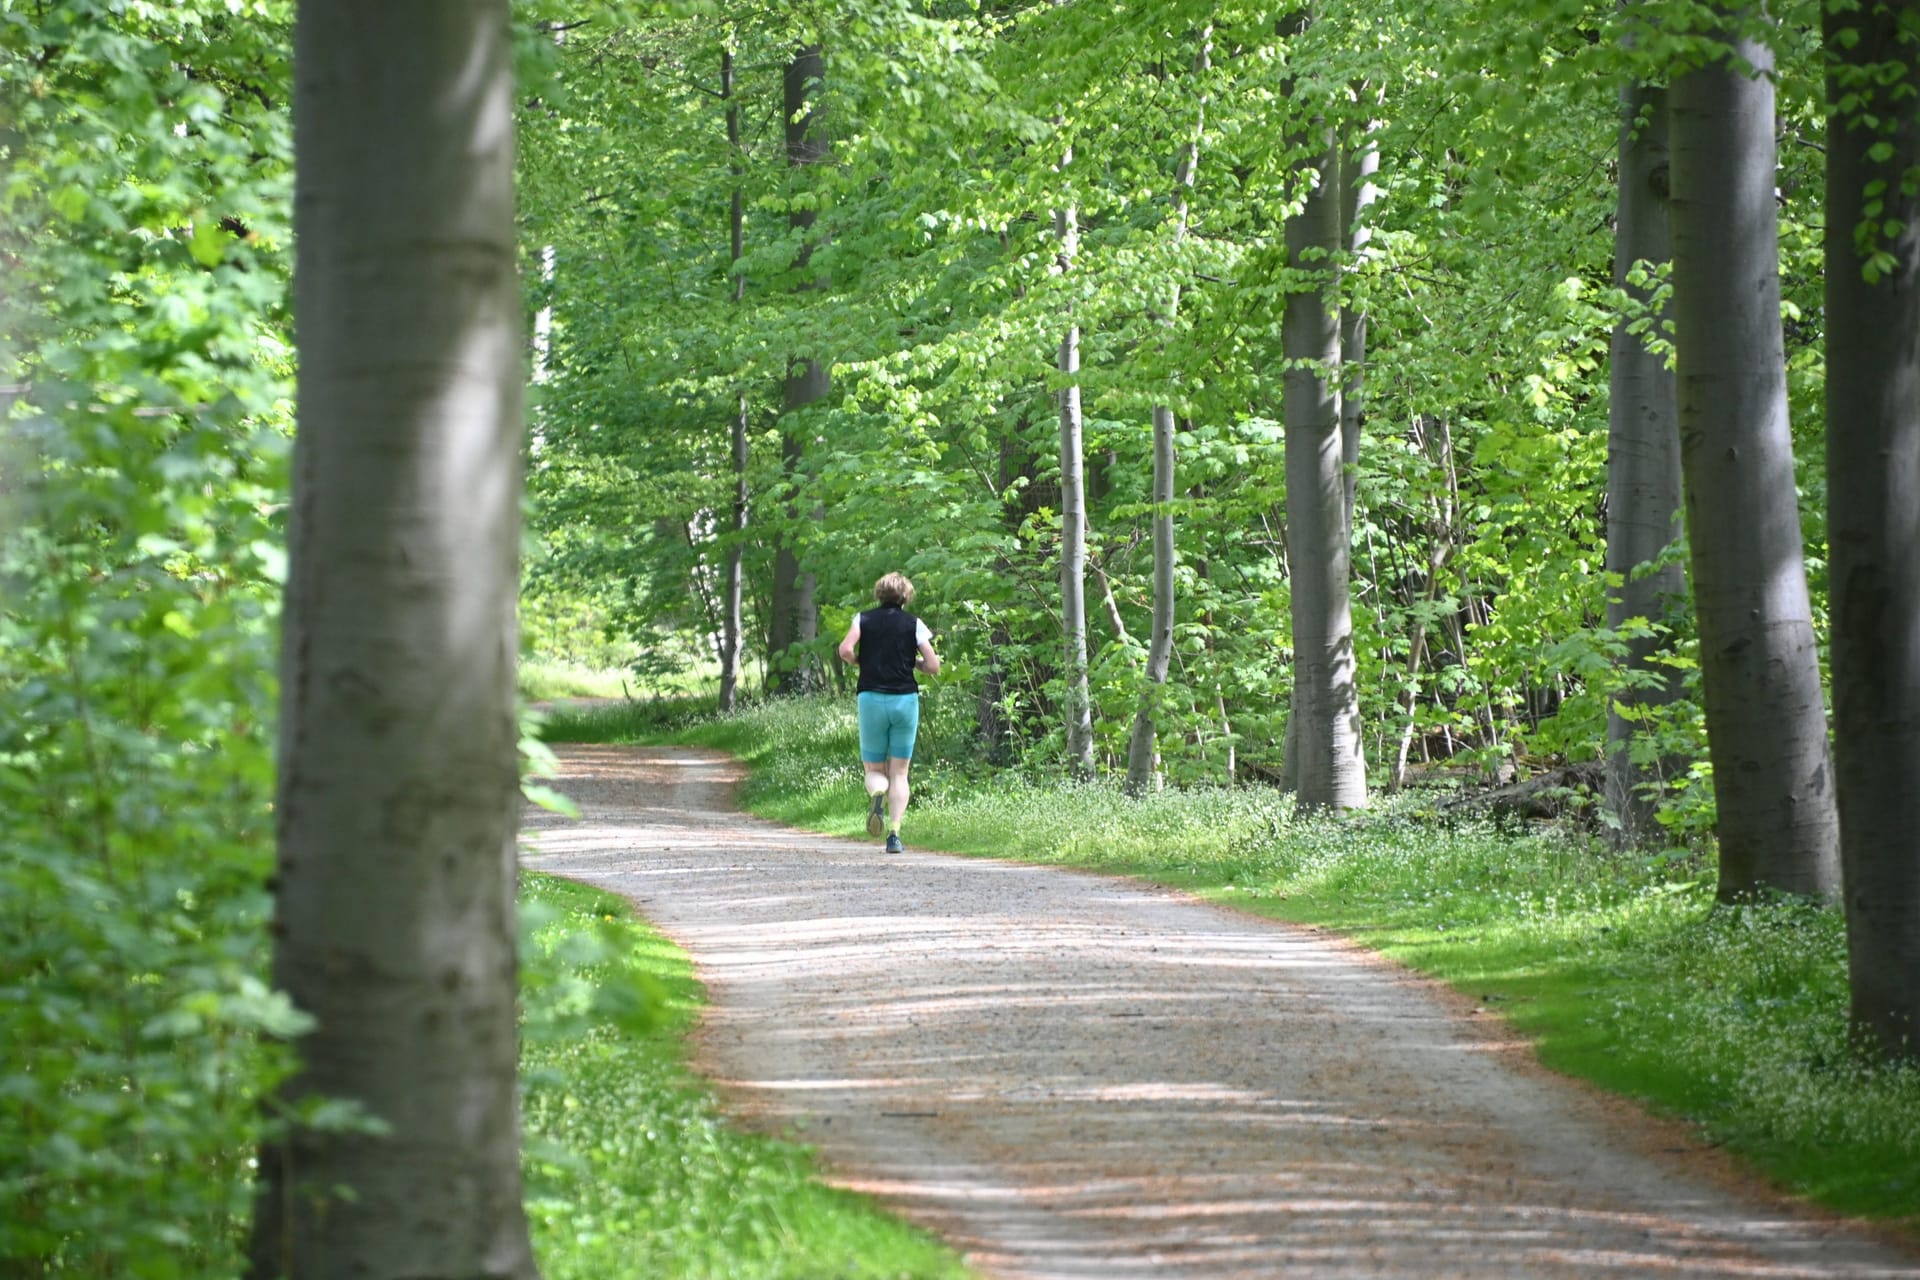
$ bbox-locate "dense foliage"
[0,4,300,1274]
[3,0,1914,1269]
[514,0,1835,826]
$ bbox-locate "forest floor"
[520,743,1920,1279]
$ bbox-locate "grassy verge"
[538,694,1920,1227]
[519,658,724,703]
[518,871,972,1279]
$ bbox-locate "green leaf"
[187,217,226,267]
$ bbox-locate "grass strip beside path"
[537,695,1920,1228]
[518,871,973,1280]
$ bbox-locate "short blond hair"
[874,571,915,607]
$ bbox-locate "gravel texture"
[521,744,1920,1279]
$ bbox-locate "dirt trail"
[521,745,1919,1279]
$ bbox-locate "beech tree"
[720,40,751,713]
[770,42,830,694]
[1280,15,1367,812]
[1666,16,1839,901]
[1603,65,1685,843]
[1825,0,1920,1058]
[249,3,537,1274]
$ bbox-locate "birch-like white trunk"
[1282,130,1367,813]
[1057,148,1095,775]
[251,4,535,1274]
[1604,72,1685,844]
[1668,27,1838,900]
[1825,0,1920,1057]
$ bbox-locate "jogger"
[838,572,940,851]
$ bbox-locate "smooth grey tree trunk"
[770,44,827,695]
[1338,121,1378,541]
[1057,160,1095,776]
[770,385,820,694]
[1668,27,1839,900]
[1282,128,1367,812]
[1124,403,1178,792]
[1327,123,1378,794]
[1825,0,1920,1059]
[250,4,536,1276]
[1126,32,1210,795]
[718,45,747,713]
[1604,73,1686,844]
[721,394,749,711]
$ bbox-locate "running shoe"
[884,831,904,854]
[866,792,887,838]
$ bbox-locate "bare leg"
[862,760,891,838]
[887,756,912,830]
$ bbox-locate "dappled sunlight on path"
[522,746,1917,1280]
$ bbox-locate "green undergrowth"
[537,694,1920,1227]
[518,872,972,1280]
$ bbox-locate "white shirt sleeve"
[916,619,931,645]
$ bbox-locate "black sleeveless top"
[855,606,922,695]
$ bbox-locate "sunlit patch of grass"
[518,873,972,1279]
[543,694,1920,1226]
[519,657,726,703]
[518,657,637,701]
[533,695,715,745]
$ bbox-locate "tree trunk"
[770,383,820,694]
[1668,24,1839,900]
[720,392,748,711]
[1339,120,1379,542]
[1126,31,1210,795]
[1825,0,1920,1058]
[1124,403,1177,792]
[1057,166,1095,776]
[718,45,748,713]
[1282,127,1367,812]
[1391,531,1453,792]
[770,43,828,695]
[250,4,536,1275]
[1604,71,1686,844]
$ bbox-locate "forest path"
[520,745,1917,1280]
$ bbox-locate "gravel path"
[520,745,1919,1279]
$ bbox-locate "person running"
[837,571,940,853]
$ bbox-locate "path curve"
[521,745,1918,1279]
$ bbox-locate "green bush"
[0,398,297,1278]
[1,8,299,1270]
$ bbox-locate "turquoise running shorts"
[857,691,921,763]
